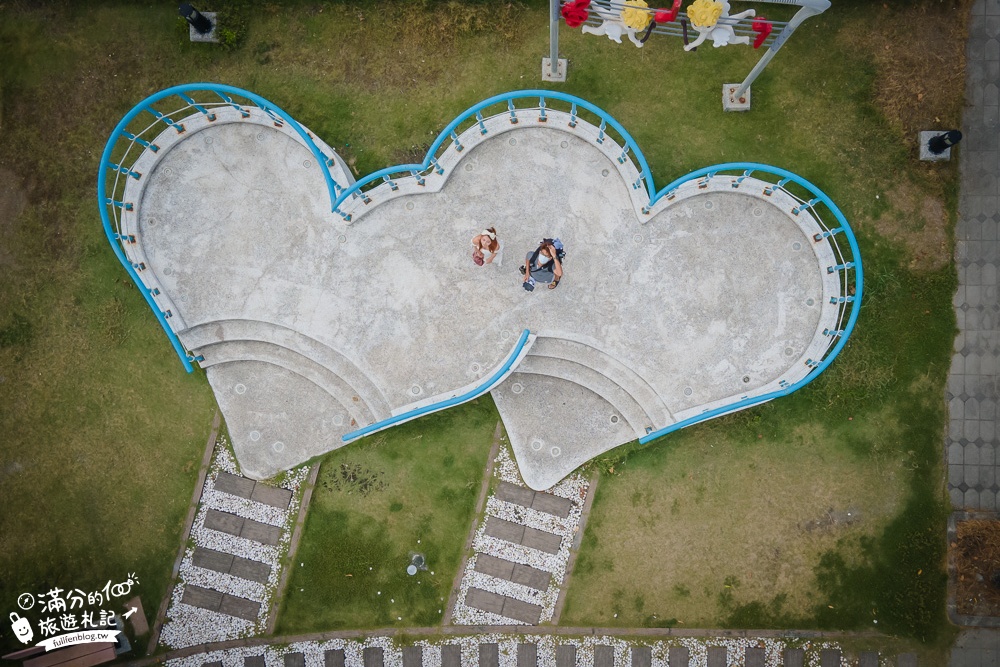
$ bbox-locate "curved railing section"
[97,83,345,372]
[341,329,534,443]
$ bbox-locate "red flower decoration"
[752,16,773,49]
[561,0,591,28]
[654,0,681,23]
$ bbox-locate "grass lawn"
[275,399,499,632]
[0,0,964,651]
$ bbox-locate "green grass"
[275,399,498,632]
[0,0,961,649]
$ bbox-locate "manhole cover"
[792,241,802,251]
[560,141,568,148]
[509,138,517,146]
[410,385,422,396]
[684,386,693,396]
[531,439,543,451]
[249,430,261,441]
[406,202,414,210]
[550,447,561,457]
[234,383,247,395]
[303,159,312,169]
[609,415,620,425]
[272,441,285,452]
[511,382,524,395]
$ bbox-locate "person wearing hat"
[471,227,502,266]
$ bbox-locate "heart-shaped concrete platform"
[102,87,860,490]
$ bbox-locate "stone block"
[593,646,614,667]
[241,518,282,545]
[192,547,234,574]
[479,644,499,667]
[511,563,551,591]
[214,471,255,498]
[555,645,577,667]
[897,654,917,667]
[821,649,841,667]
[325,650,345,667]
[667,647,690,667]
[465,587,505,615]
[517,644,537,667]
[204,509,245,536]
[284,653,305,667]
[484,517,525,544]
[251,483,293,509]
[502,597,543,624]
[496,481,535,508]
[363,648,384,667]
[630,647,651,667]
[123,595,148,636]
[745,647,765,667]
[521,526,563,554]
[474,554,515,580]
[181,584,223,611]
[230,556,272,584]
[441,646,462,667]
[706,647,727,667]
[858,652,879,667]
[219,594,261,621]
[245,657,266,667]
[402,647,422,667]
[530,492,573,518]
[783,649,804,667]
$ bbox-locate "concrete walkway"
[949,0,1000,663]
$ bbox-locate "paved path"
[950,0,1000,662]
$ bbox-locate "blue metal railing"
[341,329,532,442]
[97,83,342,372]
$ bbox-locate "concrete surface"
[133,106,843,487]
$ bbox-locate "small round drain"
[531,439,543,451]
[806,298,815,306]
[406,202,414,210]
[704,200,714,210]
[792,241,802,251]
[272,441,285,452]
[684,386,693,397]
[602,169,610,177]
[338,234,347,243]
[752,208,763,218]
[410,385,422,396]
[785,347,794,356]
[609,415,620,425]
[465,164,474,172]
[163,167,173,176]
[332,414,344,426]
[256,132,266,142]
[147,217,157,227]
[633,234,643,244]
[501,330,511,341]
[303,159,313,169]
[742,375,751,383]
[550,447,561,457]
[560,141,568,148]
[470,363,482,374]
[511,382,524,395]
[204,136,214,145]
[163,266,173,276]
[509,138,517,146]
[234,383,247,395]
[249,430,261,442]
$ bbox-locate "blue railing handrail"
[97,83,341,373]
[639,161,862,445]
[341,329,532,442]
[332,90,655,214]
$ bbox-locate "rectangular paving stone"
[475,553,515,580]
[555,645,576,667]
[251,483,293,509]
[820,649,841,667]
[480,644,499,667]
[511,563,551,591]
[496,481,536,508]
[192,547,234,574]
[521,526,562,554]
[215,471,255,498]
[241,517,282,545]
[530,492,574,518]
[465,587,505,614]
[501,597,543,624]
[441,646,462,667]
[630,647,651,667]
[363,648,384,667]
[783,649,804,667]
[858,652,878,667]
[325,650,346,667]
[204,509,245,536]
[706,647,727,667]
[667,647,689,667]
[402,647,422,667]
[204,662,222,667]
[517,644,537,667]
[219,594,261,621]
[245,657,265,667]
[231,556,272,584]
[284,653,305,667]
[745,647,765,667]
[181,584,223,611]
[593,646,614,667]
[897,653,917,667]
[485,517,525,544]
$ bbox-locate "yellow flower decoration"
[687,0,723,29]
[621,0,652,30]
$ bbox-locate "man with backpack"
[520,238,565,291]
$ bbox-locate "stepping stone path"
[175,637,918,667]
[160,440,309,649]
[453,447,589,625]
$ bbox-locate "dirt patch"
[872,181,951,272]
[841,1,971,142]
[0,167,27,266]
[955,518,1000,616]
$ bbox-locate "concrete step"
[179,319,391,421]
[193,339,376,428]
[514,355,653,437]
[529,335,672,427]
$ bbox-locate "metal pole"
[550,0,559,78]
[733,0,830,99]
